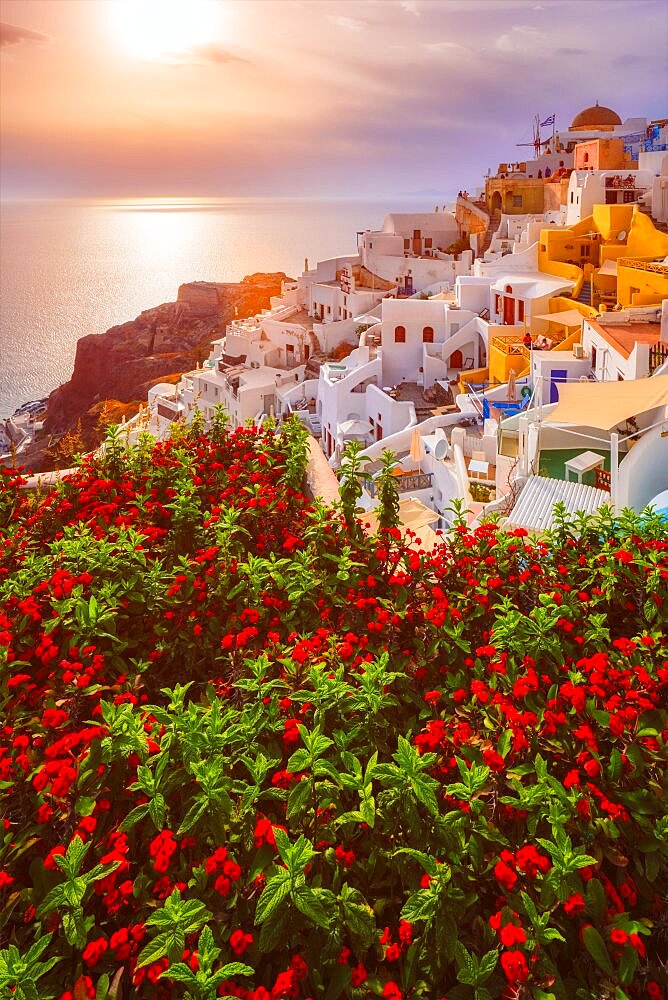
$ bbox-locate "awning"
[338,419,370,436]
[505,475,610,533]
[545,376,668,432]
[533,309,586,326]
[598,259,618,277]
[363,497,439,536]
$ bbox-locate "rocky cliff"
[43,273,288,438]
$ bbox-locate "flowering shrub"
[0,417,667,1000]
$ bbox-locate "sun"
[110,0,224,61]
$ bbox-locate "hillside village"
[10,103,668,533]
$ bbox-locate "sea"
[0,195,452,417]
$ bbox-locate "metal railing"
[368,471,432,498]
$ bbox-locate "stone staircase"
[637,204,668,235]
[479,214,501,256]
[575,280,593,307]
[305,353,327,380]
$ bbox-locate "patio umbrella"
[507,368,517,402]
[410,428,424,469]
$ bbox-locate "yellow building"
[485,177,545,217]
[538,205,668,307]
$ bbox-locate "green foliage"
[374,449,400,529]
[0,425,666,999]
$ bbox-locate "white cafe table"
[468,458,490,479]
[564,450,605,483]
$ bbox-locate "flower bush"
[0,416,667,1000]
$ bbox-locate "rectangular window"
[513,195,522,207]
[425,238,432,249]
[518,301,525,322]
[404,238,410,250]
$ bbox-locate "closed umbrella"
[410,428,424,469]
[507,368,517,402]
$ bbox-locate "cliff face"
[43,273,288,435]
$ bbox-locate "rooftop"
[570,103,622,131]
[388,381,456,421]
[587,319,663,359]
[505,474,610,533]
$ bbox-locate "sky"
[1,0,666,199]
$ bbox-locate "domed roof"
[570,102,622,130]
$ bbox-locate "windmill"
[517,114,556,159]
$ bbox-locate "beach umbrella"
[410,428,424,469]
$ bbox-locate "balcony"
[616,258,668,275]
[368,471,433,498]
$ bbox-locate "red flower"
[230,929,253,955]
[500,950,529,984]
[82,936,107,968]
[383,984,403,1000]
[351,963,367,986]
[563,893,585,915]
[494,860,518,891]
[500,924,527,948]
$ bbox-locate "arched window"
[394,325,406,343]
[505,284,513,294]
[422,326,434,343]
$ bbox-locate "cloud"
[326,15,367,31]
[422,40,468,55]
[495,25,547,54]
[399,0,421,15]
[160,43,249,67]
[554,46,587,56]
[0,21,50,49]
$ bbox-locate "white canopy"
[545,376,668,432]
[338,419,370,436]
[363,497,439,536]
[598,259,618,277]
[533,309,586,326]
[505,475,610,533]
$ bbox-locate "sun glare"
[110,0,224,60]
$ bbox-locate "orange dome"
[569,102,622,131]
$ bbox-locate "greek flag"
[540,115,555,127]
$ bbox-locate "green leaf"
[255,871,291,925]
[218,963,255,978]
[292,884,331,929]
[286,778,311,820]
[585,879,607,924]
[137,933,170,970]
[618,945,638,986]
[497,729,512,758]
[159,963,196,985]
[582,925,615,978]
[478,949,498,981]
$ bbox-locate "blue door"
[550,370,567,403]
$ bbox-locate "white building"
[359,212,472,292]
[638,151,668,224]
[566,170,655,225]
[379,297,482,388]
